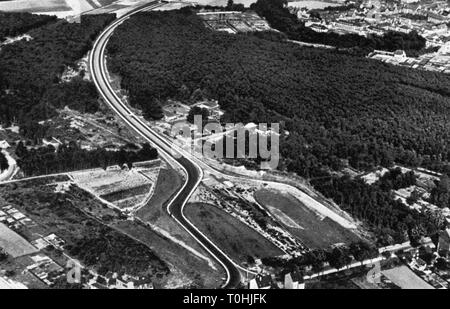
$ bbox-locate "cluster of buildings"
[368,42,450,74]
[393,232,450,289]
[87,271,154,290]
[0,205,35,230]
[248,272,306,289]
[161,100,223,126]
[0,199,155,289]
[27,254,66,286]
[291,0,450,73]
[362,165,450,227]
[198,11,272,34]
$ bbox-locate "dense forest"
[312,176,440,245]
[251,0,426,56]
[0,12,57,40]
[15,141,158,176]
[0,14,115,128]
[108,9,450,176]
[107,9,450,244]
[0,151,8,172]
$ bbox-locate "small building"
[0,141,10,149]
[410,257,427,272]
[438,229,450,253]
[248,275,272,289]
[284,272,305,289]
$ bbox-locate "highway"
[89,1,243,289]
[0,150,18,182]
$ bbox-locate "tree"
[430,175,450,208]
[406,188,421,206]
[0,248,8,262]
[349,241,378,262]
[0,152,8,172]
[327,247,351,269]
[187,106,210,125]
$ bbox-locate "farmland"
[255,189,361,249]
[185,202,283,265]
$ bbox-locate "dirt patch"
[255,188,361,249]
[185,202,283,265]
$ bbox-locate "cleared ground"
[71,166,158,210]
[382,266,434,289]
[0,223,38,258]
[0,0,71,12]
[136,168,182,222]
[185,202,283,264]
[255,189,360,249]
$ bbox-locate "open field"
[184,0,255,7]
[287,0,342,10]
[136,168,182,222]
[185,202,283,264]
[0,0,71,13]
[0,223,38,258]
[71,165,159,210]
[0,0,122,16]
[255,189,361,249]
[382,266,434,289]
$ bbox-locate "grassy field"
[134,168,225,287]
[255,189,360,249]
[113,220,224,288]
[0,0,71,13]
[382,266,434,289]
[136,168,182,222]
[0,223,38,258]
[185,203,283,265]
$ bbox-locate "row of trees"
[0,14,115,127]
[262,241,379,273]
[15,141,158,177]
[251,0,426,55]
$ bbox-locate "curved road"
[89,1,242,289]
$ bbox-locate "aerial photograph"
[0,0,449,297]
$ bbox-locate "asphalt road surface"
[89,1,242,288]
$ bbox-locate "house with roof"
[284,272,305,289]
[0,141,10,149]
[248,275,272,289]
